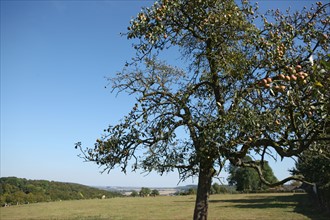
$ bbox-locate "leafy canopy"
[77,0,330,186]
[228,156,278,192]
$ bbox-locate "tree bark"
[193,165,214,220]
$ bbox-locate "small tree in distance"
[76,1,329,219]
[210,183,229,194]
[139,187,151,197]
[151,189,160,196]
[130,190,139,197]
[228,156,278,192]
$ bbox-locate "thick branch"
[238,160,315,187]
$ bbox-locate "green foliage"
[291,58,330,211]
[293,142,330,211]
[130,190,139,197]
[151,189,160,196]
[210,183,234,194]
[176,187,197,196]
[187,188,196,195]
[0,177,121,206]
[76,0,329,219]
[139,187,151,197]
[228,156,278,192]
[294,144,330,187]
[77,0,330,185]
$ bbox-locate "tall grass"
[1,193,329,220]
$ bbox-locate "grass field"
[1,193,329,220]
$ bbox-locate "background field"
[1,193,329,220]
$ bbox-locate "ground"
[1,193,329,220]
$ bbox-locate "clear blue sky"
[1,0,319,187]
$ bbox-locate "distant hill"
[0,177,122,206]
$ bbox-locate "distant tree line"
[210,183,236,195]
[174,184,236,196]
[130,187,160,197]
[176,187,197,196]
[0,177,121,206]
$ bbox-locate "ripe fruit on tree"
[266,77,272,83]
[278,74,285,80]
[291,75,297,81]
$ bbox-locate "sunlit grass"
[1,193,328,220]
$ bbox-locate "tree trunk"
[193,165,213,220]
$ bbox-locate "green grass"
[1,193,329,220]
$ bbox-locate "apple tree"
[291,58,330,211]
[76,1,329,219]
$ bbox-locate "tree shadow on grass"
[209,193,329,220]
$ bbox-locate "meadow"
[1,193,329,220]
